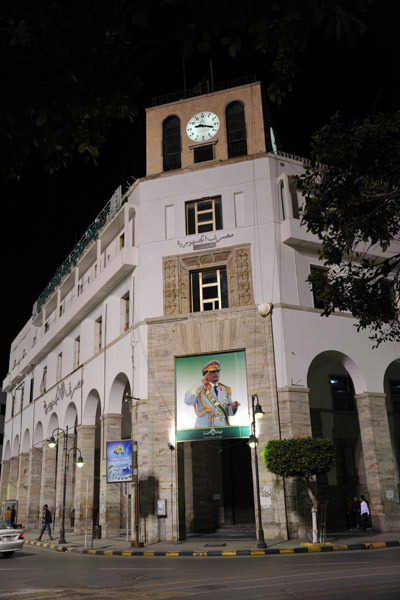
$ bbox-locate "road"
[1,545,399,599]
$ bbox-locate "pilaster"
[0,460,10,505]
[8,456,19,500]
[356,391,400,530]
[39,443,57,517]
[26,447,42,528]
[16,452,29,525]
[100,414,122,536]
[75,425,96,534]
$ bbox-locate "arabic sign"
[43,379,83,415]
[106,440,133,483]
[176,351,250,442]
[177,233,234,250]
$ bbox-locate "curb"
[25,539,400,557]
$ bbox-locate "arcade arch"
[307,351,363,529]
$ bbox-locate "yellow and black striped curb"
[26,539,400,557]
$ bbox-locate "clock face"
[186,111,220,142]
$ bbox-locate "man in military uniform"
[184,359,240,428]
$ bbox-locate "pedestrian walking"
[36,504,53,540]
[360,495,370,531]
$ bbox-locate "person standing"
[36,504,53,541]
[360,495,370,531]
[4,506,12,526]
[11,505,16,528]
[352,496,361,529]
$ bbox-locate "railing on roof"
[276,150,326,169]
[151,74,257,107]
[32,186,122,318]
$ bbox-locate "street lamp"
[48,426,85,544]
[248,394,267,549]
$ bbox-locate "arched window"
[163,116,181,171]
[226,101,247,158]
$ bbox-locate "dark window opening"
[190,268,228,312]
[163,116,181,171]
[226,101,247,158]
[193,144,214,164]
[310,265,330,310]
[186,197,222,235]
[330,374,355,411]
[389,380,400,414]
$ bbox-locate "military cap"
[202,360,221,373]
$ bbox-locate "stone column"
[130,399,148,544]
[16,452,29,525]
[100,414,122,537]
[39,444,57,519]
[74,425,96,534]
[278,386,312,439]
[8,457,19,500]
[54,430,77,534]
[356,392,400,531]
[269,386,314,540]
[26,448,43,528]
[0,460,10,506]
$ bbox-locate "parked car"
[0,520,25,557]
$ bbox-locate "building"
[1,78,400,542]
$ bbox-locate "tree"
[0,0,371,178]
[262,437,335,543]
[297,111,400,346]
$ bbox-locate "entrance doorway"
[178,438,255,537]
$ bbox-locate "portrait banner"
[106,440,133,483]
[176,351,250,442]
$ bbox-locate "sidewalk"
[24,528,400,557]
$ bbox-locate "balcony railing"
[32,187,122,318]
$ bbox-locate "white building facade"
[1,80,400,542]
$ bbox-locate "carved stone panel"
[163,244,253,315]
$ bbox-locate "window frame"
[185,196,222,235]
[330,374,356,412]
[190,267,228,312]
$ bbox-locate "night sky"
[1,3,399,381]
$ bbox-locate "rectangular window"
[40,366,47,395]
[95,317,102,353]
[121,293,130,332]
[190,268,228,312]
[389,380,400,414]
[74,337,80,370]
[29,378,34,404]
[193,144,214,163]
[186,197,222,235]
[330,374,355,411]
[56,353,63,381]
[310,265,329,310]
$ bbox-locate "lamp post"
[48,426,85,544]
[248,394,267,549]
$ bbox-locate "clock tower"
[145,79,267,176]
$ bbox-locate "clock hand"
[194,124,214,128]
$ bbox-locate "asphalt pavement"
[23,527,400,557]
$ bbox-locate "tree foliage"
[262,437,335,543]
[297,111,400,346]
[0,0,371,178]
[262,437,336,480]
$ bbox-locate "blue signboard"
[106,440,133,483]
